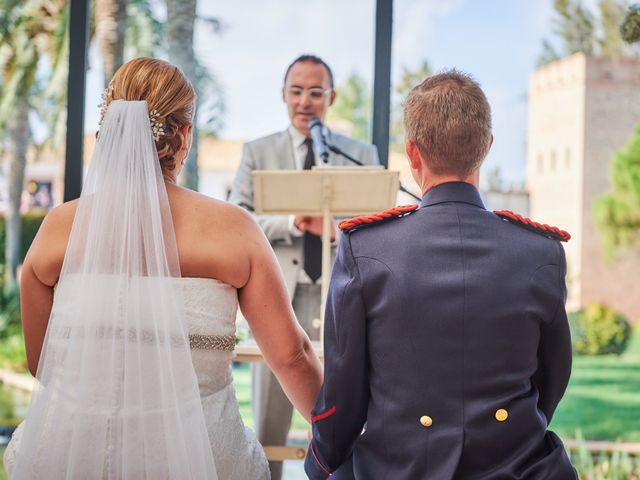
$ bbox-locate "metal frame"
[63,0,394,192]
[372,0,393,168]
[63,0,90,201]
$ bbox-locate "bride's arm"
[21,257,54,377]
[237,213,323,422]
[20,203,75,376]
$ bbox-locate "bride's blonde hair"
[103,57,196,171]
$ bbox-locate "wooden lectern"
[236,166,398,361]
[234,166,399,461]
[254,166,398,335]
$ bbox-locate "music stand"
[253,166,399,338]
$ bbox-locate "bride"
[4,57,322,479]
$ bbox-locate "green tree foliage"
[327,60,432,150]
[326,72,371,143]
[538,0,636,65]
[621,3,640,43]
[594,125,640,256]
[390,60,431,152]
[599,0,627,55]
[538,0,595,65]
[395,60,432,97]
[124,0,163,59]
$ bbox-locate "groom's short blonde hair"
[404,69,492,177]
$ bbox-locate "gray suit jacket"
[228,128,380,297]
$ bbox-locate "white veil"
[11,100,218,479]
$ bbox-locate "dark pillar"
[372,0,393,168]
[64,0,90,201]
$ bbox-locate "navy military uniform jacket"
[305,182,576,480]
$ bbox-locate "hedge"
[0,211,47,266]
[569,303,632,355]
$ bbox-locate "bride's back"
[165,182,254,287]
[30,181,257,290]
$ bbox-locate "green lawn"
[552,354,640,441]
[233,353,640,442]
[0,448,4,480]
[551,333,640,442]
[235,326,640,441]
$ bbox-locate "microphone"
[309,117,330,163]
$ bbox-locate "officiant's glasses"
[286,86,332,101]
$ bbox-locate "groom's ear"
[406,139,423,171]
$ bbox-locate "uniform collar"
[420,181,485,209]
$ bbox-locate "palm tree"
[166,0,225,191]
[95,0,164,86]
[0,0,69,284]
[95,0,126,86]
[124,0,163,59]
[165,0,199,190]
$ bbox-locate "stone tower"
[527,53,640,324]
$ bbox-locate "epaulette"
[494,210,571,242]
[339,205,418,233]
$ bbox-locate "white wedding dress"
[4,276,270,480]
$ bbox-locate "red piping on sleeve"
[309,442,332,477]
[311,406,337,423]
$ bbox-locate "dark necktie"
[303,138,322,283]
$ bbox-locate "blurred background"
[0,0,639,478]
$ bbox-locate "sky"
[84,0,557,187]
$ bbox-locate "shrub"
[0,280,20,339]
[0,211,47,267]
[570,303,632,355]
[0,331,27,372]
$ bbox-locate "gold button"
[495,409,509,422]
[420,415,433,427]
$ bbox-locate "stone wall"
[527,53,640,323]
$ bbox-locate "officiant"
[228,54,379,480]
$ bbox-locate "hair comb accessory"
[97,81,115,129]
[149,109,165,141]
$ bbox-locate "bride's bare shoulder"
[26,199,79,286]
[168,184,259,232]
[38,199,79,237]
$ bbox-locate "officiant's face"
[283,61,336,136]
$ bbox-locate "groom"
[305,70,577,479]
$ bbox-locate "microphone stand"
[327,144,422,203]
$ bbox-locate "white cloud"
[392,0,465,75]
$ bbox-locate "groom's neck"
[419,171,480,197]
